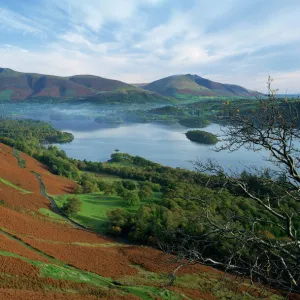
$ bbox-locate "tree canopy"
[185,130,218,144]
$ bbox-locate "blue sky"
[0,0,300,92]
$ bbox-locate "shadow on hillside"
[62,185,76,193]
[85,199,124,207]
[81,194,103,200]
[75,214,105,229]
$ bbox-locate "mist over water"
[1,103,271,171]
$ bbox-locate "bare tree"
[160,78,300,294]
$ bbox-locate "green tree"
[138,186,153,200]
[176,80,300,292]
[185,130,218,144]
[122,180,136,190]
[61,197,82,217]
[103,184,116,196]
[122,190,140,206]
[107,208,130,228]
[115,182,128,197]
[82,180,99,193]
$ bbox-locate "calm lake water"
[53,121,271,171]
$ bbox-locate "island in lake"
[185,130,219,144]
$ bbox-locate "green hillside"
[0,68,262,104]
[0,68,170,104]
[80,89,172,104]
[144,74,262,100]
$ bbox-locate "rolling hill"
[0,68,169,104]
[0,142,284,299]
[143,74,262,99]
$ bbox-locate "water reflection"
[55,122,270,171]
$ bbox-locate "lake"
[53,121,271,171]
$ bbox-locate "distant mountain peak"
[0,67,262,102]
[0,67,170,104]
[143,74,261,99]
[0,67,12,73]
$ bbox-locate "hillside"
[0,140,285,299]
[0,68,169,104]
[143,74,261,99]
[0,68,262,103]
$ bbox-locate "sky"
[0,0,300,93]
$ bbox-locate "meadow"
[54,187,162,232]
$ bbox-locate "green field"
[54,192,162,232]
[38,208,68,222]
[0,177,31,194]
[84,171,136,181]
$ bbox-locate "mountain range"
[143,74,260,99]
[0,68,168,104]
[0,68,260,103]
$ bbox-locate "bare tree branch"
[160,78,300,295]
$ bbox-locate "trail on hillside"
[31,167,140,245]
[32,172,89,231]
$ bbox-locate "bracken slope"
[0,143,286,299]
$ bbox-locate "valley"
[1,1,299,298]
[0,129,283,299]
[0,109,299,298]
[0,71,299,300]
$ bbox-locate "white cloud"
[0,44,132,79]
[2,44,29,53]
[60,32,93,47]
[1,0,300,92]
[0,8,44,36]
[1,42,299,93]
[52,0,165,32]
[271,71,300,95]
[138,0,300,63]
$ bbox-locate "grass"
[83,171,124,182]
[0,246,185,299]
[0,177,31,194]
[0,229,114,288]
[109,161,138,168]
[120,265,283,300]
[0,225,284,299]
[72,241,125,247]
[38,261,113,286]
[118,264,167,287]
[84,170,140,183]
[124,286,184,300]
[0,249,113,287]
[13,148,26,168]
[54,192,162,232]
[0,247,283,300]
[38,208,68,223]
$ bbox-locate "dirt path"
[32,172,90,231]
[32,171,139,245]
